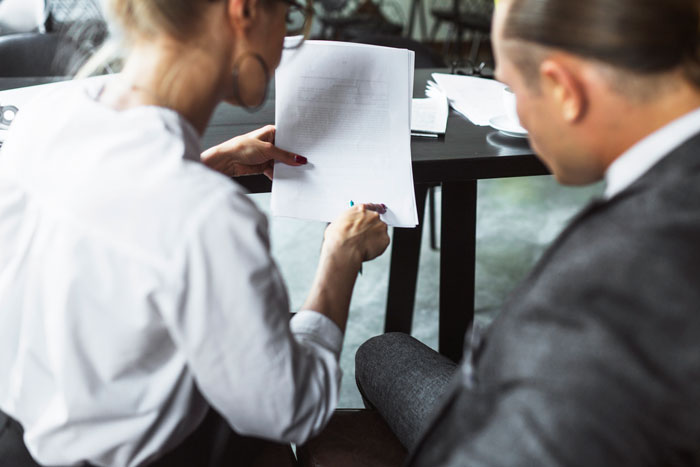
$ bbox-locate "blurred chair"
[0,9,106,78]
[3,0,105,77]
[43,0,103,33]
[297,409,407,467]
[430,0,493,63]
[0,33,75,77]
[317,0,403,40]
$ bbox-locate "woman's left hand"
[201,125,307,179]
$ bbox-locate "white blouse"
[0,80,343,467]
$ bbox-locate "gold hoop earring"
[231,52,270,112]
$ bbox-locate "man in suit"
[355,0,700,464]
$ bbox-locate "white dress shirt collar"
[604,106,700,199]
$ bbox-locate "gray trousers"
[355,332,458,452]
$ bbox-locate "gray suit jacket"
[409,134,700,466]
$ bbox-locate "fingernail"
[380,204,387,214]
[294,155,307,164]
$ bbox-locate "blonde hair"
[107,0,215,41]
[76,0,216,78]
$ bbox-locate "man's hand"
[201,125,307,179]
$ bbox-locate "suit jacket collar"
[530,130,700,279]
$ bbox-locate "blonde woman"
[0,0,390,465]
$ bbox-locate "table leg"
[384,184,429,334]
[439,180,477,362]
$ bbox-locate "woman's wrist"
[320,241,363,273]
[201,141,243,177]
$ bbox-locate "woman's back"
[0,79,263,466]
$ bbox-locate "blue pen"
[350,200,362,275]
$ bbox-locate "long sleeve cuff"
[290,310,344,360]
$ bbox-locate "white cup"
[502,86,521,127]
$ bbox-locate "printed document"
[272,41,418,227]
[430,73,507,126]
[411,94,448,134]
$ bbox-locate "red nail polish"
[294,155,307,164]
[381,204,387,213]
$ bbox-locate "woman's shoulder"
[2,78,264,259]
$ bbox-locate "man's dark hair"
[504,0,700,86]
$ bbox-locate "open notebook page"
[272,41,418,228]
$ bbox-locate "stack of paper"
[273,41,419,228]
[429,73,508,126]
[410,87,448,136]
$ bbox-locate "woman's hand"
[201,125,307,179]
[302,203,390,332]
[323,204,390,269]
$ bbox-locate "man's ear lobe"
[540,58,586,123]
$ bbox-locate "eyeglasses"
[207,0,313,49]
[281,0,314,49]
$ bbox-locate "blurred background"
[0,0,495,75]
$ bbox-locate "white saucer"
[488,115,528,138]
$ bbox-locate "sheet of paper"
[272,41,418,227]
[430,73,507,126]
[411,94,448,134]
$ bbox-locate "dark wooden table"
[1,71,548,362]
[395,70,547,362]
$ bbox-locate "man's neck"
[596,75,700,171]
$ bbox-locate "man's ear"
[539,58,587,123]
